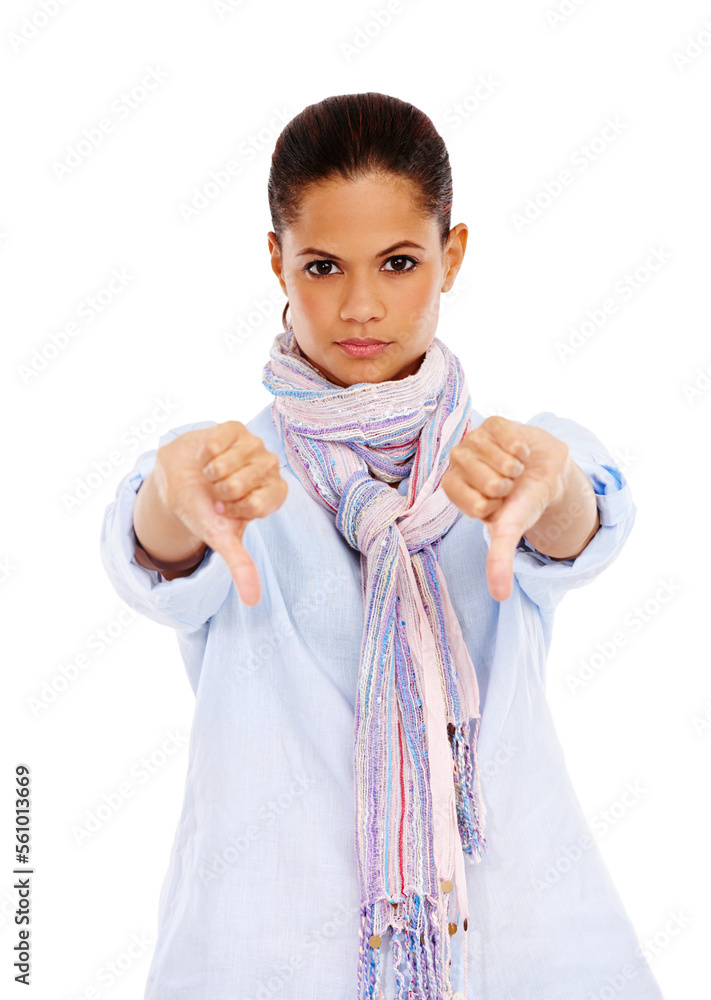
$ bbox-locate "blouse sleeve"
[480,411,637,618]
[99,421,234,632]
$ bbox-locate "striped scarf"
[261,329,488,999]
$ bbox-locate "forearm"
[522,455,600,561]
[133,471,207,579]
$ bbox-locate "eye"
[382,255,419,273]
[303,255,419,278]
[303,259,342,278]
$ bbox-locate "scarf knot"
[336,471,406,555]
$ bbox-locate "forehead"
[283,173,436,253]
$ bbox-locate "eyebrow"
[295,241,427,260]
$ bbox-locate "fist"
[441,416,570,602]
[153,421,288,606]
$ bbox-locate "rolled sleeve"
[99,421,234,632]
[481,412,637,617]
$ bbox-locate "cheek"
[400,276,441,326]
[291,280,328,317]
[403,267,439,300]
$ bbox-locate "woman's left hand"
[441,416,571,603]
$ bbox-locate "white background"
[3,1,709,997]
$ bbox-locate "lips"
[337,338,388,345]
[337,340,390,358]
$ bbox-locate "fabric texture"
[98,374,666,1000]
[261,330,487,998]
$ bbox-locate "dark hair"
[267,92,453,332]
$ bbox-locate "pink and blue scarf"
[262,329,488,999]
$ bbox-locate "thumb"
[484,517,523,603]
[214,518,261,607]
[197,500,262,607]
[221,523,262,608]
[484,480,546,602]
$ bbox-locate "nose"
[339,273,386,325]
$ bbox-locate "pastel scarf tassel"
[262,330,488,999]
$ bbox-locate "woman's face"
[268,172,467,388]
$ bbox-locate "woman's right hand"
[152,421,288,606]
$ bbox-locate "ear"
[268,232,288,295]
[441,223,468,293]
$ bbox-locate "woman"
[100,92,665,1000]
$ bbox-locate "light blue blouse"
[99,402,665,1000]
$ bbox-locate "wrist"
[522,457,598,560]
[133,474,207,572]
[133,535,207,573]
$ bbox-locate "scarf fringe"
[451,717,488,862]
[355,718,488,1000]
[357,891,457,1000]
